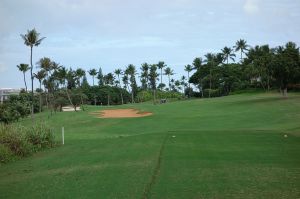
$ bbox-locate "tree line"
[3,29,300,123]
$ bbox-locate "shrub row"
[0,123,55,164]
[137,90,183,102]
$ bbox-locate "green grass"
[0,92,300,198]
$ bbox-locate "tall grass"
[0,123,55,164]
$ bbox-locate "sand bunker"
[91,109,152,118]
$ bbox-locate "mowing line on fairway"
[142,134,169,199]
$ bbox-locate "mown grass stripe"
[142,134,169,199]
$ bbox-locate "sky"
[0,0,300,89]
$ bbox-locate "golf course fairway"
[0,92,299,198]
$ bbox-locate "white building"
[0,88,21,104]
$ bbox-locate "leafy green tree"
[234,39,249,60]
[245,45,273,90]
[221,46,236,64]
[272,42,300,96]
[20,29,45,121]
[16,64,30,92]
[88,69,97,86]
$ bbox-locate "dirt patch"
[91,109,152,118]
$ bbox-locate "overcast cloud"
[0,0,299,88]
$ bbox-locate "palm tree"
[59,67,74,107]
[88,69,97,86]
[104,73,115,86]
[97,67,104,86]
[192,57,202,70]
[184,64,193,97]
[37,57,52,77]
[157,61,166,90]
[33,70,46,113]
[234,39,249,60]
[16,64,30,91]
[114,69,124,104]
[204,53,216,98]
[140,63,149,89]
[149,64,159,104]
[75,68,85,87]
[37,57,53,110]
[180,75,186,95]
[21,29,45,121]
[221,46,236,64]
[122,74,130,92]
[164,67,174,90]
[175,80,181,92]
[125,64,137,103]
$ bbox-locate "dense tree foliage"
[190,41,300,97]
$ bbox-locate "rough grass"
[0,92,299,198]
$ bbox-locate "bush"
[0,92,40,124]
[83,86,131,105]
[0,124,32,157]
[137,90,183,102]
[0,144,14,164]
[0,123,55,163]
[203,89,221,98]
[26,123,55,150]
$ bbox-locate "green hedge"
[137,90,183,102]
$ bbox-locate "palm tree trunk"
[80,93,85,111]
[160,68,163,90]
[168,75,171,90]
[118,75,124,104]
[209,69,212,98]
[92,76,94,86]
[64,83,74,107]
[23,72,27,92]
[30,46,34,122]
[131,92,134,103]
[241,50,243,60]
[283,86,288,97]
[188,72,190,98]
[153,89,156,105]
[39,81,42,113]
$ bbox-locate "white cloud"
[244,0,259,14]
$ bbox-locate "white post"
[62,127,64,145]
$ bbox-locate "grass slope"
[0,93,300,198]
